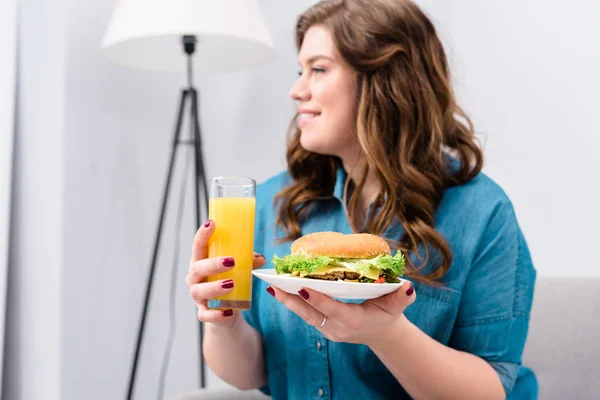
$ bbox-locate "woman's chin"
[299,135,333,156]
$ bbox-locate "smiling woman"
[289,27,358,158]
[187,1,537,399]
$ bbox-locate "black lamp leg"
[126,90,189,400]
[189,88,208,389]
[190,89,209,220]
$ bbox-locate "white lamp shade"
[101,0,276,75]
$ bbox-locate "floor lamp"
[100,1,274,398]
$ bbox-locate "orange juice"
[207,197,255,310]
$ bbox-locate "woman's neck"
[341,156,380,213]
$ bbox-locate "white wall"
[0,0,18,394]
[415,0,600,276]
[3,0,66,399]
[61,0,308,399]
[5,1,599,400]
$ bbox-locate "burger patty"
[305,271,361,281]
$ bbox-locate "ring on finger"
[319,315,328,328]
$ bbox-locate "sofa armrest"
[169,388,270,400]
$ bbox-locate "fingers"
[190,280,237,324]
[367,281,416,314]
[185,256,235,287]
[268,286,325,328]
[252,252,267,270]
[196,303,237,323]
[294,288,348,321]
[190,220,215,263]
[189,279,235,304]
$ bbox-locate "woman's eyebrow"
[298,54,335,65]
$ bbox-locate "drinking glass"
[206,177,256,310]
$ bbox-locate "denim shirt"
[243,167,537,400]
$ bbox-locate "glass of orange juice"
[206,177,256,310]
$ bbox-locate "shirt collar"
[333,165,347,202]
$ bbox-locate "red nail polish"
[204,220,212,228]
[222,309,233,317]
[406,283,414,296]
[254,253,265,259]
[266,287,275,297]
[298,289,310,300]
[222,257,235,267]
[221,280,234,289]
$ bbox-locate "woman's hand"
[267,281,415,346]
[185,220,266,328]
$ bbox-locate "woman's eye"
[297,67,326,77]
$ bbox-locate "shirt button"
[318,388,324,397]
[316,341,322,350]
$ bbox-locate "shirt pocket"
[360,282,462,385]
[404,281,462,343]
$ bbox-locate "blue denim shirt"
[243,166,537,399]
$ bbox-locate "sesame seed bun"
[290,231,390,259]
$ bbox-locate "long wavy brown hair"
[274,0,483,285]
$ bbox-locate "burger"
[272,232,405,283]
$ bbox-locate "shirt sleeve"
[449,200,536,396]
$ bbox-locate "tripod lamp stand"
[100,1,274,398]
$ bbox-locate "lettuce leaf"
[272,254,334,275]
[272,251,405,277]
[343,261,374,276]
[366,252,405,276]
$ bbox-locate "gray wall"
[0,0,18,394]
[4,1,599,400]
[61,0,312,398]
[4,0,66,399]
[417,0,600,278]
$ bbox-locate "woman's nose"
[289,78,310,102]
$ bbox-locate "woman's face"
[289,25,358,158]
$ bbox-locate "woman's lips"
[298,112,321,127]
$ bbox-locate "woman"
[186,0,537,399]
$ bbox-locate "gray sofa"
[170,277,600,399]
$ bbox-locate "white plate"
[252,269,410,300]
